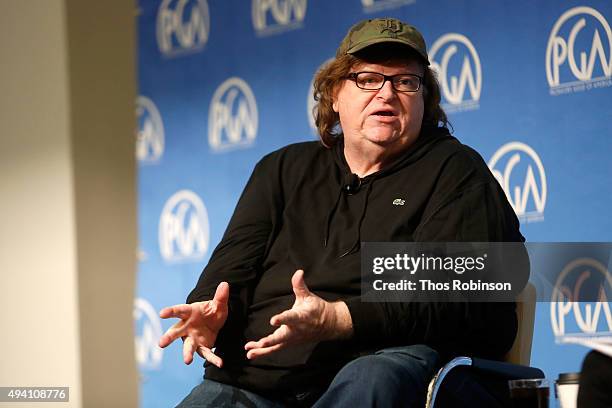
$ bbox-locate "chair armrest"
[425,357,545,408]
[471,358,545,380]
[426,357,473,408]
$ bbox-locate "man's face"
[332,58,425,151]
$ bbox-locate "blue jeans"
[176,344,440,408]
[175,378,285,408]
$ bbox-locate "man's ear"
[332,84,341,113]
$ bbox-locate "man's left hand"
[244,269,353,360]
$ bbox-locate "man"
[159,17,523,407]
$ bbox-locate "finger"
[246,343,285,360]
[291,269,310,298]
[159,304,191,319]
[244,326,291,350]
[158,322,186,348]
[198,346,223,368]
[213,282,230,305]
[270,309,300,327]
[182,337,197,365]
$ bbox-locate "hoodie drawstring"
[339,180,373,258]
[323,186,343,248]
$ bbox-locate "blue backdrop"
[134,0,612,406]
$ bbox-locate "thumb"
[212,281,230,305]
[291,269,310,298]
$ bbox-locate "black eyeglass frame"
[346,71,423,93]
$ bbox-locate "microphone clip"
[343,173,362,195]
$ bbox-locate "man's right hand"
[158,282,229,368]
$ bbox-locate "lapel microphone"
[343,173,362,195]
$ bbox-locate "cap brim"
[346,38,430,65]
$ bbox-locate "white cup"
[555,372,579,408]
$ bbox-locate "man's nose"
[376,79,397,100]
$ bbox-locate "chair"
[425,283,545,408]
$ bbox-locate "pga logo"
[159,190,210,262]
[429,33,482,113]
[208,77,258,152]
[361,0,415,13]
[252,0,307,36]
[550,258,612,343]
[134,298,163,370]
[488,142,547,224]
[157,0,210,57]
[136,96,164,163]
[546,6,611,95]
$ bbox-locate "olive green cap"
[336,17,429,65]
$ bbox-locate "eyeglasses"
[347,71,423,92]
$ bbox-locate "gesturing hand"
[244,270,353,360]
[158,282,229,368]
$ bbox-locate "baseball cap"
[336,17,429,65]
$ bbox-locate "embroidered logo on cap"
[379,19,402,38]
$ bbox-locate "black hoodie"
[187,126,523,402]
